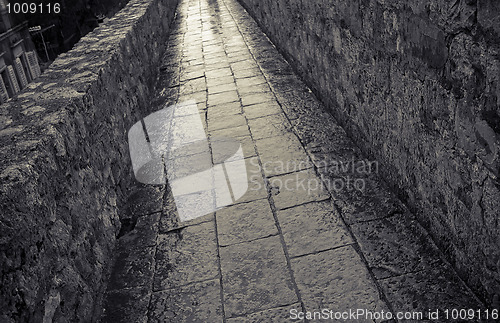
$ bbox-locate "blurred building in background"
[27,0,128,65]
[0,0,129,103]
[0,0,41,103]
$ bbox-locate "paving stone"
[220,236,298,317]
[207,89,240,106]
[205,60,231,71]
[206,67,233,79]
[243,101,282,119]
[160,189,215,233]
[228,53,253,63]
[211,135,256,161]
[241,91,276,106]
[351,213,444,279]
[248,113,294,139]
[165,150,212,182]
[208,112,247,131]
[209,124,251,139]
[182,63,205,75]
[291,246,389,315]
[154,221,219,291]
[215,156,268,206]
[178,90,207,105]
[227,303,304,322]
[217,199,277,246]
[207,75,235,87]
[277,201,353,257]
[233,67,262,80]
[180,69,205,82]
[379,264,485,321]
[208,82,238,94]
[149,279,223,323]
[269,168,330,210]
[255,134,312,177]
[207,101,242,119]
[101,287,150,323]
[318,170,407,224]
[236,75,267,88]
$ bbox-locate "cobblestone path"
[100,0,485,321]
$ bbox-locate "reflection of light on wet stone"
[129,100,248,222]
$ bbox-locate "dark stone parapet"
[0,0,179,321]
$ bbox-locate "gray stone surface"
[237,0,500,304]
[216,157,268,206]
[291,246,389,314]
[220,236,298,317]
[277,201,353,257]
[351,213,444,280]
[269,168,330,210]
[96,0,488,321]
[379,264,485,320]
[149,279,223,323]
[217,199,278,246]
[154,221,219,291]
[243,101,283,120]
[0,0,180,320]
[255,134,312,177]
[248,113,294,139]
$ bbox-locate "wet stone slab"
[209,124,252,139]
[248,113,294,139]
[269,168,330,210]
[208,112,247,131]
[233,67,263,80]
[216,157,268,206]
[255,134,312,177]
[216,199,278,246]
[210,135,257,160]
[220,235,298,317]
[277,201,353,257]
[351,212,444,279]
[236,75,267,88]
[207,101,242,118]
[206,75,236,87]
[148,279,223,323]
[154,221,219,291]
[243,101,283,119]
[291,246,389,317]
[241,91,276,106]
[160,189,215,233]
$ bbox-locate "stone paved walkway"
[100,0,485,321]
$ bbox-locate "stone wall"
[0,0,178,321]
[237,0,500,306]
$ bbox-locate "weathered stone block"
[0,0,180,321]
